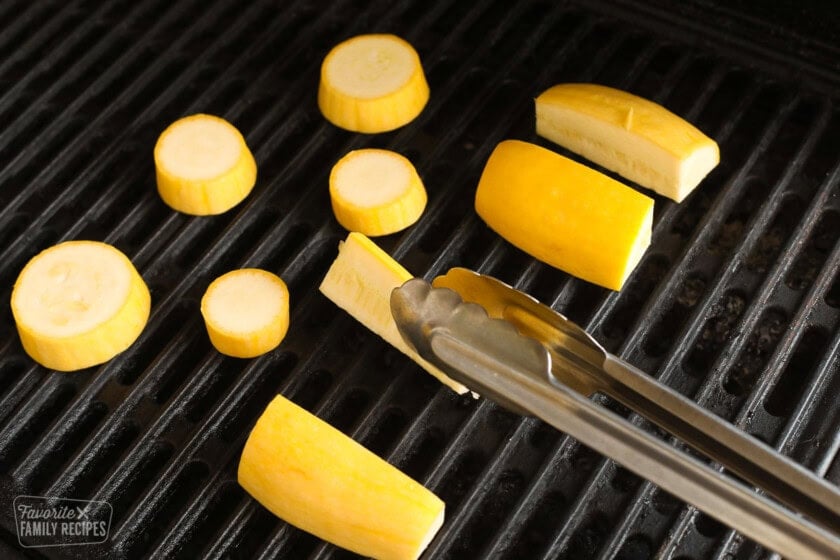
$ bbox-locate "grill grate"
[0,1,839,559]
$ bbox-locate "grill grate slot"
[1,1,839,559]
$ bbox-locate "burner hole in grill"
[123,460,209,558]
[684,291,747,379]
[487,403,519,435]
[444,469,526,560]
[745,194,805,273]
[611,465,641,493]
[505,490,568,559]
[722,308,788,398]
[708,178,765,256]
[603,254,670,341]
[643,273,707,358]
[364,406,408,457]
[401,427,445,481]
[326,388,369,434]
[438,449,487,510]
[291,368,333,411]
[693,512,726,539]
[562,281,608,327]
[571,443,601,473]
[615,534,653,560]
[652,488,682,517]
[765,326,828,418]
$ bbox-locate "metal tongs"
[390,268,840,560]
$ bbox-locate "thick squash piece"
[475,140,654,290]
[11,241,151,371]
[318,34,429,133]
[330,149,427,236]
[200,269,289,358]
[536,83,719,202]
[238,394,445,560]
[155,114,257,215]
[319,232,467,393]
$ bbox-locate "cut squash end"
[329,149,427,236]
[238,394,445,560]
[318,34,429,133]
[319,233,468,393]
[201,268,289,358]
[155,114,257,215]
[11,240,151,371]
[535,83,718,201]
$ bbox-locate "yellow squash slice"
[475,140,654,291]
[319,232,467,394]
[239,394,445,560]
[330,149,427,236]
[154,114,257,215]
[536,83,719,202]
[318,34,429,133]
[11,241,151,371]
[200,269,289,358]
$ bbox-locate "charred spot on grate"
[745,194,805,273]
[785,209,840,290]
[561,511,612,559]
[643,273,707,357]
[437,449,488,510]
[722,308,788,398]
[443,469,526,560]
[765,326,829,418]
[504,490,568,559]
[684,291,747,378]
[603,254,670,342]
[708,177,765,256]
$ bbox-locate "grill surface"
[0,1,839,558]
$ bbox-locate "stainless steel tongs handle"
[391,279,840,560]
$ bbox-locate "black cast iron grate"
[0,0,838,558]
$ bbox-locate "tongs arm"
[431,333,840,560]
[597,355,840,533]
